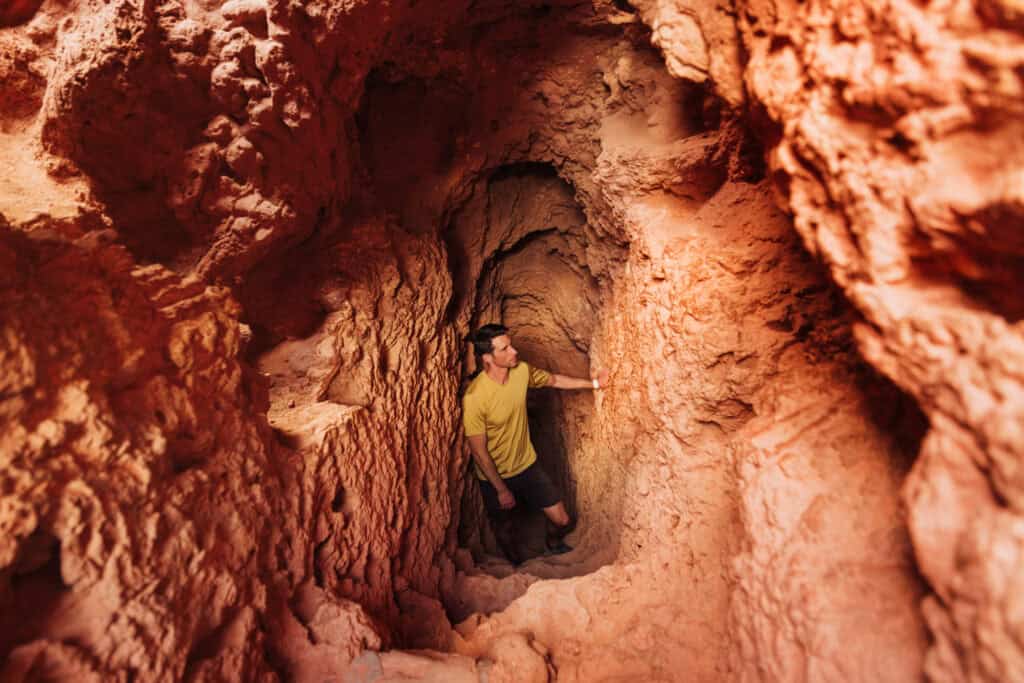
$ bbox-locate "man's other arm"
[467,434,515,509]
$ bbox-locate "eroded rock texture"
[0,228,298,680]
[0,0,1019,681]
[738,0,1024,680]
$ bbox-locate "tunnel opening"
[450,161,612,572]
[343,0,652,584]
[333,2,935,657]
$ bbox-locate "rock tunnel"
[1,0,1023,681]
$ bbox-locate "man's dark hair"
[465,323,508,377]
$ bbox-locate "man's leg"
[541,502,572,554]
[490,509,522,565]
[512,463,573,554]
[479,478,523,564]
[541,501,570,526]
[508,463,574,556]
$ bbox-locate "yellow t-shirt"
[462,362,552,479]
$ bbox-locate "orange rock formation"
[0,0,1020,681]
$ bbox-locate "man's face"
[487,334,519,369]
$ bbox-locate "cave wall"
[0,228,303,680]
[1,0,474,679]
[0,0,1021,681]
[737,0,1024,679]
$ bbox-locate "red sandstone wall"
[1,0,1020,680]
[0,229,299,679]
[738,0,1024,679]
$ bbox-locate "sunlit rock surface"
[0,0,1020,680]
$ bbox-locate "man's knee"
[545,504,570,527]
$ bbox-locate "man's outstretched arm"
[547,368,610,390]
[467,434,515,509]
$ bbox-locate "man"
[462,323,608,564]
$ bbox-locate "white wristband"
[592,378,600,390]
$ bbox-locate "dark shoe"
[544,541,572,556]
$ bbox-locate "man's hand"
[548,368,613,390]
[497,487,516,509]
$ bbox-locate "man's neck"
[485,365,510,384]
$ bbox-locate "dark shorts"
[479,461,561,515]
